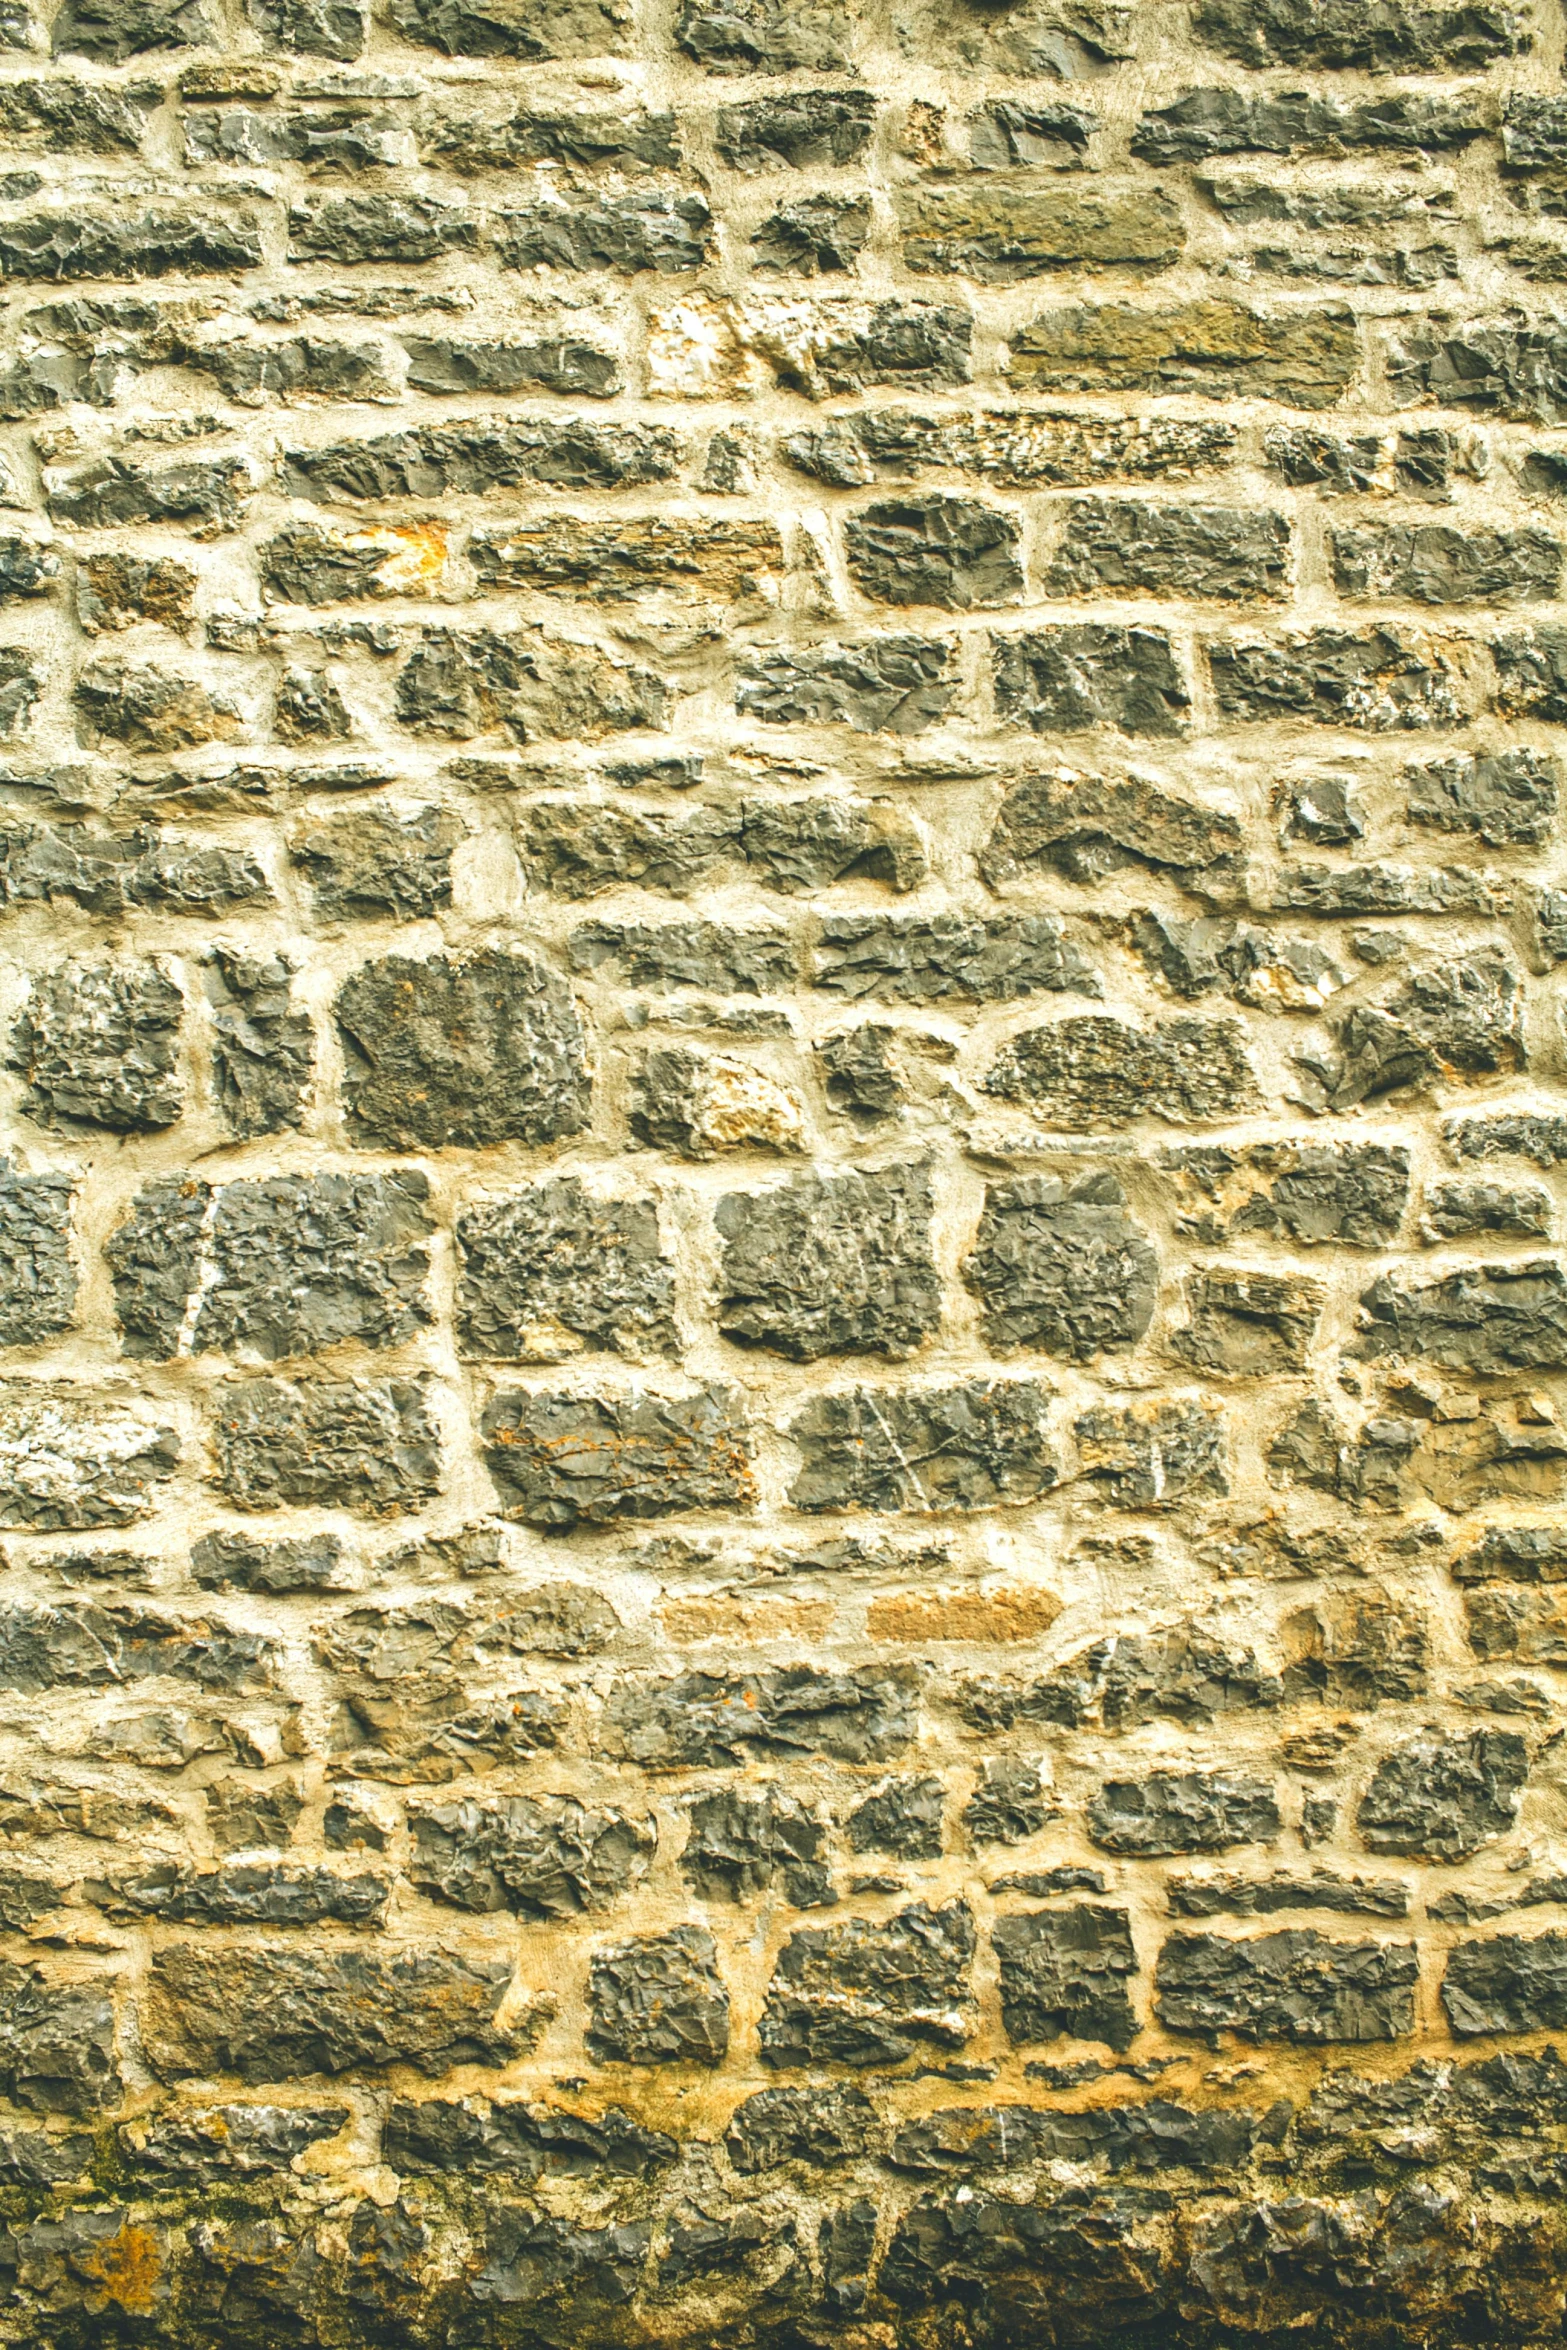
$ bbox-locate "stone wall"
[0,0,1564,2342]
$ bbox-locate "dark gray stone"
[1317,949,1523,1111]
[1089,1771,1279,1856]
[1166,1873,1410,1920]
[291,806,460,924]
[1405,749,1559,846]
[47,450,257,534]
[395,625,666,742]
[409,1794,653,1918]
[716,89,874,170]
[0,1160,74,1347]
[384,2095,675,2180]
[210,1376,441,1516]
[1356,1259,1567,1373]
[1171,1268,1323,1378]
[52,0,208,55]
[10,959,182,1134]
[284,420,678,503]
[964,1173,1157,1361]
[113,1171,431,1364]
[1163,1141,1411,1249]
[847,1774,944,1859]
[1390,320,1567,425]
[1333,523,1561,605]
[191,1530,345,1594]
[586,1926,729,2065]
[716,1160,940,1362]
[964,1758,1055,1844]
[1448,1113,1567,1166]
[789,1379,1056,1513]
[846,495,1023,608]
[812,913,1094,1002]
[753,193,870,274]
[992,625,1191,737]
[493,190,711,274]
[1421,1179,1551,1241]
[1443,1931,1567,2034]
[0,209,261,280]
[1209,628,1467,730]
[74,658,238,754]
[993,1905,1139,2050]
[0,1601,274,1692]
[1357,1729,1528,1860]
[681,1784,830,1905]
[457,1179,677,1364]
[205,950,313,1141]
[985,1015,1257,1127]
[736,633,955,733]
[335,950,590,1152]
[286,194,476,267]
[246,0,363,54]
[1192,0,1525,69]
[388,0,626,54]
[981,767,1240,895]
[675,0,849,69]
[605,1664,918,1768]
[90,1861,387,1927]
[145,1944,534,2079]
[571,920,793,996]
[0,1964,117,2113]
[126,2104,348,2178]
[1133,89,1489,166]
[818,1022,904,1122]
[480,1384,755,1527]
[1048,501,1290,603]
[760,1900,975,2066]
[404,332,617,397]
[421,104,674,172]
[725,2082,878,2171]
[1155,1929,1418,2043]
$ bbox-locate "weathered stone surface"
[1089,1771,1280,1856]
[1209,626,1468,728]
[1442,1930,1567,2034]
[335,950,590,1152]
[1049,500,1290,603]
[716,89,875,171]
[493,190,711,275]
[0,209,261,281]
[736,632,955,732]
[457,1179,677,1363]
[726,2081,877,2170]
[1156,1929,1418,2043]
[0,1161,74,1348]
[681,1784,829,1904]
[1009,299,1358,407]
[628,1046,807,1159]
[1333,522,1561,605]
[606,1663,917,1767]
[480,1384,755,1526]
[846,1773,944,1858]
[1192,0,1525,69]
[992,623,1191,736]
[144,1944,538,2079]
[284,420,678,502]
[900,182,1184,283]
[587,1925,729,2064]
[811,913,1094,1002]
[964,1756,1055,1843]
[985,1015,1257,1127]
[1074,1397,1228,1508]
[993,1904,1139,2049]
[752,192,870,275]
[1357,1729,1528,1860]
[982,769,1239,893]
[10,958,183,1134]
[760,1900,975,2064]
[210,1376,441,1515]
[715,1160,939,1361]
[1165,1141,1411,1248]
[846,495,1022,609]
[409,1793,653,1917]
[1135,90,1489,167]
[1405,748,1558,844]
[0,1964,117,2113]
[1356,1260,1567,1373]
[1171,1268,1323,1378]
[964,1173,1157,1360]
[789,1380,1056,1513]
[675,0,848,69]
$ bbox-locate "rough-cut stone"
[1163,1141,1411,1248]
[1210,627,1469,729]
[760,1900,975,2065]
[985,1015,1257,1127]
[1089,1771,1280,1856]
[144,1945,538,2079]
[1074,1397,1228,1508]
[335,951,590,1152]
[10,960,182,1134]
[0,1162,74,1348]
[964,1173,1157,1360]
[736,633,955,733]
[606,1664,918,1768]
[1356,1261,1567,1374]
[1172,1268,1323,1378]
[1009,299,1358,407]
[1192,0,1525,69]
[811,913,1094,1002]
[1442,1931,1567,2034]
[681,1784,829,1905]
[457,1180,677,1363]
[1356,1730,1528,1860]
[715,1160,939,1361]
[1155,1929,1419,2043]
[1049,501,1290,603]
[992,624,1191,736]
[210,1377,441,1515]
[587,1926,729,2065]
[900,182,1184,283]
[982,768,1239,893]
[789,1380,1056,1513]
[845,494,1022,609]
[993,1904,1139,2050]
[480,1384,755,1526]
[846,1774,944,1859]
[409,1793,653,1917]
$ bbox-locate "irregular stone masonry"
[4,0,1567,2343]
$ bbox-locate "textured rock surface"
[0,7,1559,2346]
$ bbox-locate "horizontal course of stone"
[1,0,1567,2343]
